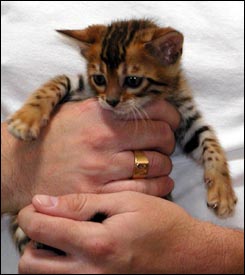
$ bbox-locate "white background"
[1,1,244,273]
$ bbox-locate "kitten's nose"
[106,99,120,107]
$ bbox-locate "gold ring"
[133,151,149,179]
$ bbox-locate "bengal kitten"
[6,19,237,253]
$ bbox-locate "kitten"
[6,19,237,253]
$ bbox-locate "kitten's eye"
[93,75,106,86]
[124,76,143,89]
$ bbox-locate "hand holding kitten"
[1,98,179,214]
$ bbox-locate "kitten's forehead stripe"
[101,19,156,69]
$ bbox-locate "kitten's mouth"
[98,97,152,116]
[98,98,115,111]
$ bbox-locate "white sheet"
[1,1,244,273]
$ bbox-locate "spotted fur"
[7,19,237,254]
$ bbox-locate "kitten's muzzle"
[106,98,120,107]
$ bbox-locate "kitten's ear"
[144,28,184,66]
[57,25,107,56]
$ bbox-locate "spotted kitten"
[7,19,237,253]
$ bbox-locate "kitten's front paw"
[6,106,49,141]
[205,171,237,217]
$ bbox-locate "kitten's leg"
[7,75,86,140]
[201,136,237,216]
[176,103,237,217]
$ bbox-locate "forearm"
[1,122,28,214]
[181,220,244,274]
[220,227,244,274]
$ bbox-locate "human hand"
[17,192,194,274]
[1,99,180,213]
[18,192,243,274]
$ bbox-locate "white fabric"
[1,1,244,273]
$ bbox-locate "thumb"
[32,192,137,222]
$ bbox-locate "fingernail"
[34,195,58,207]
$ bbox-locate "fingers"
[118,120,176,155]
[110,151,172,180]
[18,203,105,254]
[31,193,134,222]
[120,99,181,131]
[76,99,177,155]
[19,193,141,254]
[143,100,181,131]
[18,242,75,274]
[101,176,174,197]
[81,98,180,131]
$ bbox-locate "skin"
[2,97,243,273]
[1,98,180,214]
[18,192,244,274]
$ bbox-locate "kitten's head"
[58,19,183,114]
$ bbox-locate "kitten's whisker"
[132,104,144,120]
[131,107,139,136]
[133,105,148,129]
[134,102,155,129]
[139,107,150,120]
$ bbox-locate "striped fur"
[100,20,157,69]
[7,19,237,254]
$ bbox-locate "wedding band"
[133,151,149,179]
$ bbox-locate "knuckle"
[87,236,116,258]
[152,178,165,197]
[160,123,175,154]
[164,156,173,175]
[66,193,88,215]
[79,155,108,180]
[26,219,43,240]
[90,130,107,148]
[86,128,115,150]
[150,153,164,173]
[159,121,171,136]
[135,181,148,194]
[159,177,174,196]
[150,153,172,176]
